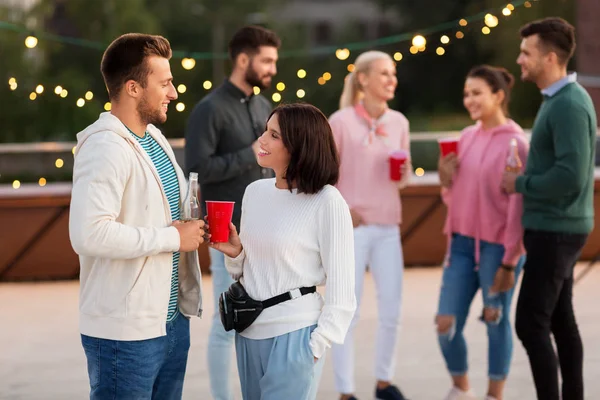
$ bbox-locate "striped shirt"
[130,130,181,322]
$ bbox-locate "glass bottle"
[505,138,523,173]
[181,172,200,221]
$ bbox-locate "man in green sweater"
[502,17,597,400]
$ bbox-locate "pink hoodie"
[443,120,529,266]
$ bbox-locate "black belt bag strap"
[219,281,316,333]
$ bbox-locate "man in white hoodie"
[69,33,205,399]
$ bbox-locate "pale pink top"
[442,120,529,266]
[329,106,410,225]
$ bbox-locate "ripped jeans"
[437,233,524,380]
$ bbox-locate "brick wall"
[577,0,600,119]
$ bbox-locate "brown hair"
[520,17,576,65]
[467,65,515,115]
[268,103,339,194]
[100,33,172,100]
[228,25,281,62]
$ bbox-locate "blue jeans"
[236,325,325,400]
[207,248,235,400]
[81,312,190,400]
[437,233,524,380]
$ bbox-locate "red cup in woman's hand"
[389,150,408,181]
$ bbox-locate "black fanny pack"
[219,281,316,333]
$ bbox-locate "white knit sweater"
[224,178,356,359]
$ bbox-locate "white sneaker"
[443,387,477,400]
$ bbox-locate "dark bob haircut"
[268,103,339,194]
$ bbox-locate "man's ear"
[124,80,142,99]
[236,53,250,70]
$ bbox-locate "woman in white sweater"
[209,103,356,400]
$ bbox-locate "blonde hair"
[339,50,394,110]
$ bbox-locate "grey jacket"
[184,79,273,228]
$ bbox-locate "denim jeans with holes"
[437,233,524,380]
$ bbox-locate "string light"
[276,82,285,91]
[524,1,532,7]
[177,84,187,94]
[176,102,185,112]
[12,180,20,189]
[24,35,38,48]
[104,102,111,111]
[253,87,260,95]
[318,77,326,85]
[9,82,17,91]
[415,168,425,177]
[54,86,63,95]
[409,46,419,54]
[347,64,355,72]
[456,31,465,39]
[323,72,332,81]
[393,52,403,61]
[35,84,44,94]
[297,69,307,78]
[335,48,350,60]
[203,80,212,90]
[296,89,305,98]
[507,3,515,11]
[72,146,76,155]
[8,77,16,85]
[29,92,37,101]
[484,14,499,28]
[459,19,468,27]
[440,35,450,44]
[436,47,446,56]
[38,177,46,187]
[412,35,426,48]
[85,91,93,100]
[418,46,426,53]
[55,158,64,168]
[502,7,512,16]
[76,98,85,107]
[60,89,68,98]
[272,93,281,102]
[181,58,196,70]
[482,26,491,35]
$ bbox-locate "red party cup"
[389,150,408,181]
[438,137,459,157]
[206,201,235,243]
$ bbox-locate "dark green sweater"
[516,82,597,234]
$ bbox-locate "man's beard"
[137,94,166,126]
[245,63,271,91]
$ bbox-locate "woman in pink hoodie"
[436,65,528,400]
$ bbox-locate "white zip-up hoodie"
[69,112,203,341]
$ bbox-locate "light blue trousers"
[235,325,325,400]
[208,248,235,400]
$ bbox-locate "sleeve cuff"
[162,226,181,252]
[308,331,330,359]
[502,254,521,268]
[515,175,527,194]
[224,249,245,279]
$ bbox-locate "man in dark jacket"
[184,25,280,400]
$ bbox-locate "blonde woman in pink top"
[329,51,411,400]
[436,65,529,400]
